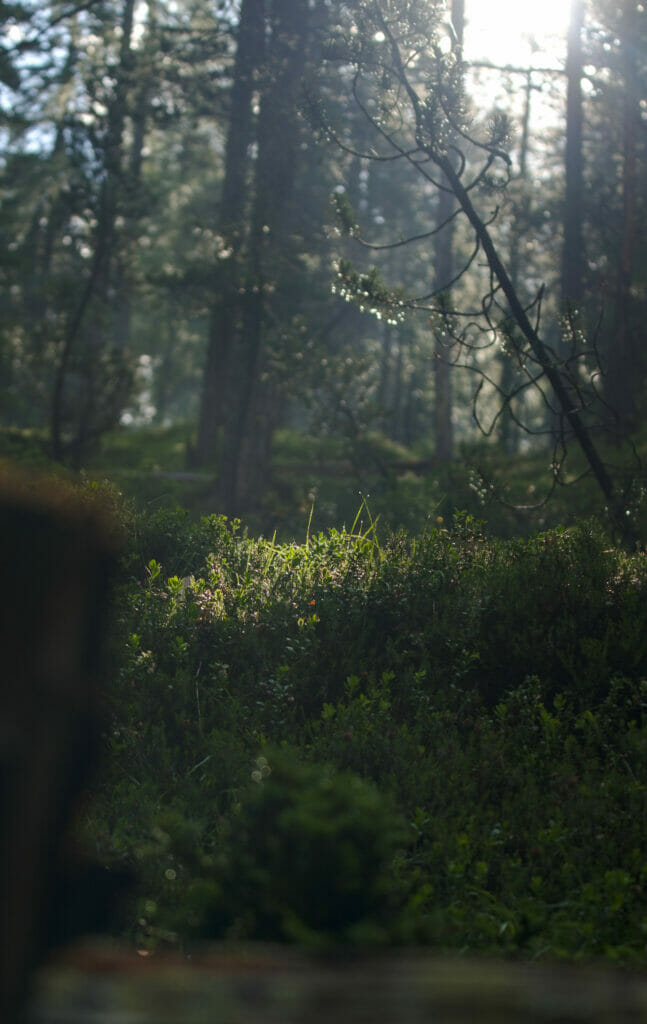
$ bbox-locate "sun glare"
[464,0,571,68]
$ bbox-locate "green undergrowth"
[85,423,647,542]
[84,503,647,963]
[4,422,646,542]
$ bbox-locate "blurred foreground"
[28,941,647,1024]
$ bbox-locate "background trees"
[1,0,228,458]
[1,0,645,533]
[194,0,320,512]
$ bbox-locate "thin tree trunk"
[380,7,634,543]
[50,0,136,462]
[499,69,533,454]
[432,0,464,462]
[378,321,393,434]
[392,337,403,442]
[438,152,629,539]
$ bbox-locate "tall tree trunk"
[548,0,585,448]
[194,0,265,470]
[432,0,464,462]
[195,0,311,514]
[229,0,311,512]
[605,0,638,431]
[111,28,154,355]
[561,0,585,312]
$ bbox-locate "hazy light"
[462,0,571,152]
[464,0,570,67]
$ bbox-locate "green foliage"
[84,502,647,962]
[187,749,406,946]
[332,259,409,325]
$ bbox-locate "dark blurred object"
[0,467,122,1023]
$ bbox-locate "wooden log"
[28,941,647,1023]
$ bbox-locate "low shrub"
[184,748,407,947]
[84,507,647,962]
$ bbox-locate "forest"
[2,0,647,986]
[1,0,646,537]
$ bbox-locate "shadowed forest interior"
[1,1,647,1014]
